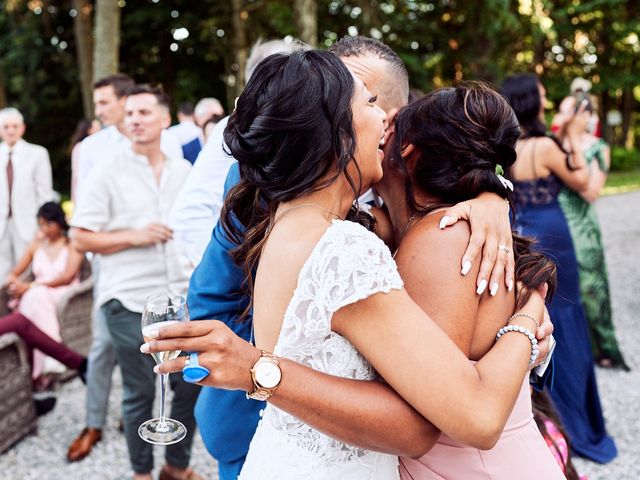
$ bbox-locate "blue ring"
[182,352,210,383]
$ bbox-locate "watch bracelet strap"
[246,350,280,400]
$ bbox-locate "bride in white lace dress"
[146,50,547,479]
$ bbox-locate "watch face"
[255,360,282,389]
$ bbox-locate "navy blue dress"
[513,174,617,463]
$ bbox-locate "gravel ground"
[1,191,638,479]
[573,191,640,480]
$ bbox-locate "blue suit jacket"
[187,163,264,463]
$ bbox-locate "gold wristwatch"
[246,351,282,401]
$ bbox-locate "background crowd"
[0,1,638,480]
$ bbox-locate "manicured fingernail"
[153,365,160,374]
[476,279,487,295]
[140,343,149,353]
[461,260,472,276]
[439,216,450,230]
[490,282,499,296]
[508,279,514,292]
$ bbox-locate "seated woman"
[0,312,86,380]
[373,83,563,478]
[3,201,83,378]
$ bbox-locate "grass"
[603,169,640,196]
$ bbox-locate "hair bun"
[494,142,517,167]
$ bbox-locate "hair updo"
[221,50,363,319]
[389,82,556,303]
[389,82,519,209]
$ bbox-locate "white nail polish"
[490,282,499,296]
[140,343,149,353]
[508,280,514,292]
[477,279,487,295]
[439,216,450,230]
[461,260,472,276]
[153,365,160,374]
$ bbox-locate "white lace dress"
[238,220,404,480]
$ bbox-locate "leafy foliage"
[1,0,638,193]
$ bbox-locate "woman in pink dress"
[373,83,565,479]
[3,201,83,378]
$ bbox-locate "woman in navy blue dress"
[502,74,616,464]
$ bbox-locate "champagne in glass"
[138,293,189,445]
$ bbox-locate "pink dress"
[400,376,565,479]
[17,245,79,378]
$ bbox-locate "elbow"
[397,423,439,459]
[69,229,89,253]
[457,414,503,450]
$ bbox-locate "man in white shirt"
[76,75,182,194]
[0,107,53,280]
[70,85,201,480]
[68,74,186,462]
[169,40,302,266]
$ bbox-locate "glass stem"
[159,373,169,427]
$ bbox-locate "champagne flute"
[138,292,188,445]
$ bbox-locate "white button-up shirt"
[169,120,203,145]
[76,125,183,200]
[71,147,192,313]
[168,116,236,266]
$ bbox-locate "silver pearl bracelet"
[496,324,540,366]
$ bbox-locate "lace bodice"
[239,220,403,479]
[513,174,563,207]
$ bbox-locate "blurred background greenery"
[1,0,639,195]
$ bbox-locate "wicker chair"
[0,333,38,453]
[56,258,93,356]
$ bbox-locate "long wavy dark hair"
[221,50,367,320]
[501,74,575,171]
[388,82,556,305]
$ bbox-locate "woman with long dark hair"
[502,74,616,463]
[3,201,84,378]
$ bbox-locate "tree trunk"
[619,86,634,148]
[600,90,613,145]
[93,0,121,82]
[294,0,317,46]
[73,0,94,118]
[229,0,249,104]
[0,65,7,109]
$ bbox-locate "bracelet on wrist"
[508,312,540,330]
[496,324,539,366]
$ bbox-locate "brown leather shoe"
[159,465,204,480]
[67,427,102,462]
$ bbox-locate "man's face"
[340,53,400,115]
[124,93,170,146]
[94,85,126,126]
[0,115,26,146]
